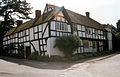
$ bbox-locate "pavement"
[0,53,120,77]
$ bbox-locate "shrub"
[31,51,39,60]
[92,52,98,57]
[54,34,81,56]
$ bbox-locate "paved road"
[0,54,120,77]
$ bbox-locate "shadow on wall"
[0,54,117,70]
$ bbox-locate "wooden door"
[26,46,31,59]
[97,42,99,52]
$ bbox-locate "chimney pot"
[35,10,41,18]
[86,12,90,18]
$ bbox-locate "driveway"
[0,54,120,77]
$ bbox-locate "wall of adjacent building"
[105,26,113,50]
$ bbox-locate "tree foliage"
[0,0,32,20]
[0,0,32,54]
[117,20,120,32]
[0,0,32,35]
[54,34,81,56]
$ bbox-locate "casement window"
[86,27,91,34]
[35,34,38,39]
[51,21,55,30]
[18,33,20,37]
[73,24,77,31]
[82,26,85,31]
[34,26,38,33]
[85,27,88,34]
[19,39,20,43]
[34,26,39,40]
[89,28,92,34]
[27,36,29,41]
[55,22,60,30]
[103,32,106,39]
[55,22,67,31]
[15,33,17,37]
[61,23,67,31]
[16,38,18,42]
[89,41,93,47]
[62,18,65,22]
[20,32,22,37]
[101,31,103,35]
[78,31,82,37]
[93,28,95,33]
[95,30,98,35]
[92,41,96,48]
[82,32,85,37]
[78,25,82,30]
[98,30,100,34]
[22,31,26,36]
[26,29,29,35]
[24,37,26,42]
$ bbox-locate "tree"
[117,20,120,32]
[54,34,81,57]
[0,0,32,55]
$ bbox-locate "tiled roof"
[66,9,104,30]
[4,10,54,37]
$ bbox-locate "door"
[26,46,31,59]
[97,42,99,52]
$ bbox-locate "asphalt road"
[0,54,120,77]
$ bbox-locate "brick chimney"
[35,10,41,18]
[86,12,90,18]
[16,20,23,26]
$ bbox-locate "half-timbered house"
[3,4,111,57]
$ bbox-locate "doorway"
[25,46,31,59]
[97,42,99,52]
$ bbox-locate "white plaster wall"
[38,25,42,31]
[32,41,39,52]
[46,37,64,56]
[43,26,49,38]
[106,27,112,50]
[42,23,47,32]
[30,44,34,53]
[50,21,55,30]
[108,32,112,50]
[67,25,71,32]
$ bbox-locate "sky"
[27,0,119,27]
